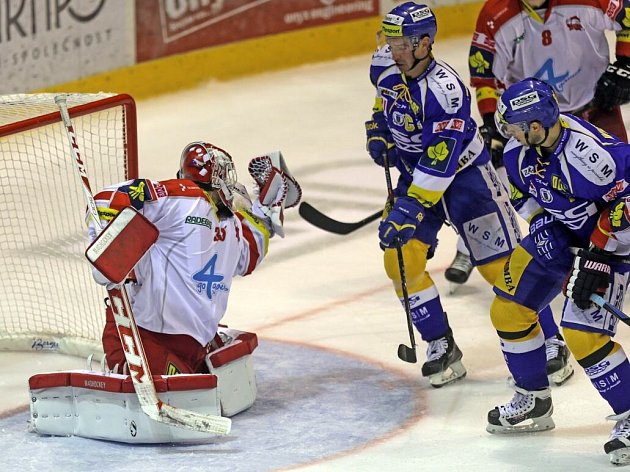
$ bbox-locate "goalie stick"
[55,95,231,436]
[299,202,381,235]
[382,158,417,364]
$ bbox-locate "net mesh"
[0,93,135,358]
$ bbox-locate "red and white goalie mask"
[179,141,237,208]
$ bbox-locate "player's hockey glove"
[529,211,572,264]
[366,112,398,167]
[594,56,630,111]
[479,113,507,168]
[378,196,424,248]
[563,247,612,310]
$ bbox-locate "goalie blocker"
[85,206,159,285]
[29,328,258,443]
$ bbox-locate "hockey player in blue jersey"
[490,77,630,465]
[367,2,572,388]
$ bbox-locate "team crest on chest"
[539,187,553,203]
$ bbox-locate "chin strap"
[410,46,432,70]
[527,126,556,148]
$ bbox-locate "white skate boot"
[444,250,473,294]
[421,328,467,388]
[486,384,554,433]
[605,410,630,465]
[545,333,574,386]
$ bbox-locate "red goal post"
[0,93,138,358]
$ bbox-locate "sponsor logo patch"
[31,338,60,351]
[382,24,402,36]
[432,118,465,133]
[410,7,432,22]
[603,179,628,202]
[185,215,213,229]
[551,175,569,193]
[585,360,610,377]
[384,13,404,25]
[153,181,168,198]
[510,91,540,110]
[566,16,583,31]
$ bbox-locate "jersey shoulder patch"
[564,131,616,186]
[370,46,397,86]
[426,62,465,114]
[117,179,155,211]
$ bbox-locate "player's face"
[501,122,548,147]
[386,37,416,71]
[499,123,529,145]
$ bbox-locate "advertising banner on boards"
[136,0,377,62]
[0,0,134,94]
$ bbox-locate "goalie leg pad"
[29,371,221,443]
[205,328,259,417]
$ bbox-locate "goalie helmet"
[179,141,237,208]
[381,2,437,45]
[495,78,559,137]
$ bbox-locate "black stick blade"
[299,202,381,235]
[397,344,417,363]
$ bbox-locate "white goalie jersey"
[88,177,271,346]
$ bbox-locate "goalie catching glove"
[594,57,630,111]
[248,151,301,238]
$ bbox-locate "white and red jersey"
[88,178,270,346]
[469,0,630,114]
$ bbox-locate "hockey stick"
[382,158,417,364]
[55,95,231,435]
[591,294,630,327]
[299,202,382,235]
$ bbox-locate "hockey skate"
[444,251,473,294]
[545,333,574,386]
[486,384,554,434]
[421,328,467,388]
[605,410,630,465]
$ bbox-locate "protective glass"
[386,36,414,53]
[494,111,528,139]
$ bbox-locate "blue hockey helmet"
[381,2,437,45]
[495,78,559,137]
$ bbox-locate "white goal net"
[0,93,137,358]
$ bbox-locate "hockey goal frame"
[0,93,138,358]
